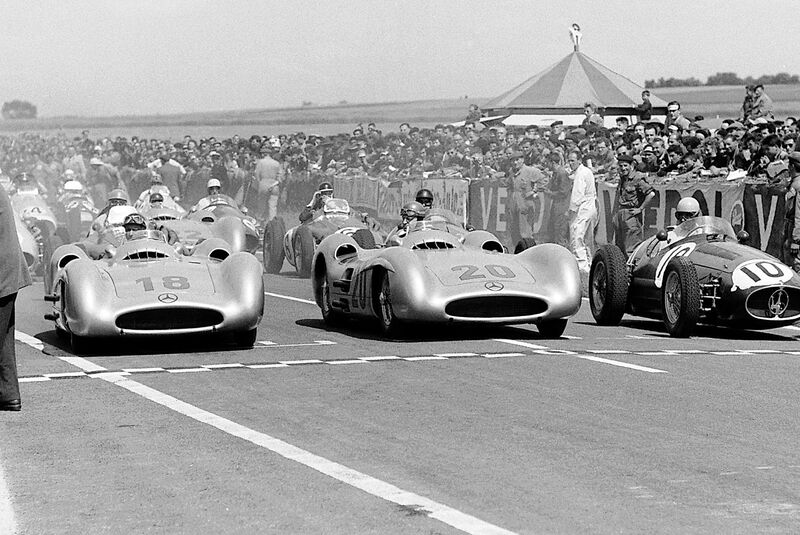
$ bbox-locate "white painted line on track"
[202,363,246,369]
[0,459,17,535]
[167,367,211,374]
[257,341,337,349]
[48,346,515,535]
[575,355,668,374]
[247,363,290,369]
[359,356,400,361]
[19,377,50,383]
[59,356,106,372]
[404,356,448,361]
[281,359,323,365]
[587,350,630,354]
[264,291,316,305]
[123,367,165,373]
[492,339,548,350]
[434,352,478,358]
[14,330,43,350]
[326,359,368,365]
[482,353,525,358]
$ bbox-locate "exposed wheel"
[589,244,629,326]
[43,234,64,295]
[661,257,700,337]
[293,226,314,278]
[514,237,537,253]
[233,328,258,349]
[262,217,286,274]
[319,274,344,325]
[375,271,402,336]
[537,318,568,338]
[352,228,376,249]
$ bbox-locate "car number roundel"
[731,259,793,291]
[654,242,696,288]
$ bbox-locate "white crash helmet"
[63,180,84,192]
[207,178,221,189]
[675,197,701,223]
[106,205,139,226]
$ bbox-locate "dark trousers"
[0,293,19,402]
[613,209,643,256]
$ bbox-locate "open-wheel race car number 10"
[731,259,793,291]
[136,276,191,292]
[451,264,516,280]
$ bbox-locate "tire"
[514,237,537,253]
[319,274,344,325]
[43,234,64,295]
[537,318,568,338]
[589,244,629,326]
[262,217,286,274]
[352,228,376,249]
[293,226,314,278]
[375,271,402,336]
[233,328,258,349]
[661,257,700,338]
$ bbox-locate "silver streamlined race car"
[186,195,260,253]
[265,198,383,277]
[141,205,252,255]
[44,228,264,353]
[310,216,582,337]
[590,215,800,337]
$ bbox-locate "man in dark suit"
[0,185,32,411]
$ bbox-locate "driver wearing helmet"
[413,187,467,229]
[80,205,140,259]
[674,196,701,225]
[415,188,434,209]
[89,188,130,233]
[122,212,148,235]
[299,181,334,222]
[189,178,238,213]
[385,201,428,246]
[134,172,186,215]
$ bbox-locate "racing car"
[589,215,800,337]
[11,181,60,274]
[310,216,582,337]
[141,204,252,255]
[44,227,264,353]
[266,197,382,277]
[186,195,260,253]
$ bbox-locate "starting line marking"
[43,354,517,535]
[263,291,317,305]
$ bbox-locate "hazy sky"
[1,0,797,117]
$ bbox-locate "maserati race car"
[44,226,264,353]
[589,215,800,337]
[265,197,382,277]
[311,216,582,337]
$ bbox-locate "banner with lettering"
[742,184,785,258]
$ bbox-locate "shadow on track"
[573,319,798,341]
[295,317,555,343]
[35,329,254,358]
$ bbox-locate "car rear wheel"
[262,217,286,274]
[376,272,402,336]
[352,228,376,249]
[514,237,537,253]
[537,318,568,338]
[293,226,314,278]
[661,257,700,337]
[589,245,629,326]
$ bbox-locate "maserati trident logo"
[485,281,504,292]
[158,293,178,303]
[767,289,789,317]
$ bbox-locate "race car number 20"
[136,276,190,292]
[451,264,516,281]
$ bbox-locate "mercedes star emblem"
[767,289,789,317]
[485,281,504,292]
[158,293,178,303]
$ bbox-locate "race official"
[511,152,549,239]
[567,150,597,274]
[0,185,32,411]
[613,154,656,255]
[254,145,284,224]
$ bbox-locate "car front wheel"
[661,257,700,337]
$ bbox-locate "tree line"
[645,72,800,88]
[1,100,37,119]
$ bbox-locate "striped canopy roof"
[484,51,667,111]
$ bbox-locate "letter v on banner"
[755,193,777,249]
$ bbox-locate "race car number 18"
[136,276,190,291]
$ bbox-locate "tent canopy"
[484,51,667,115]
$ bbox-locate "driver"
[121,212,148,236]
[80,205,139,259]
[89,188,130,233]
[189,178,238,213]
[414,187,468,229]
[675,197,701,225]
[134,173,186,214]
[386,201,427,246]
[299,181,334,222]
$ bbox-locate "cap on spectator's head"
[667,124,679,132]
[617,154,635,164]
[510,151,524,159]
[208,150,221,158]
[642,145,655,154]
[571,127,586,137]
[89,157,103,166]
[550,120,563,127]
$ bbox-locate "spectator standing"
[0,185,32,411]
[750,84,775,121]
[566,150,597,275]
[612,154,656,255]
[636,90,653,122]
[740,85,755,121]
[544,152,572,247]
[63,145,86,180]
[155,151,183,200]
[254,145,284,223]
[664,101,691,131]
[510,151,549,239]
[582,102,603,128]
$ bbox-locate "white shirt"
[569,163,597,212]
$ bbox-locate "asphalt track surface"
[3,265,800,534]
